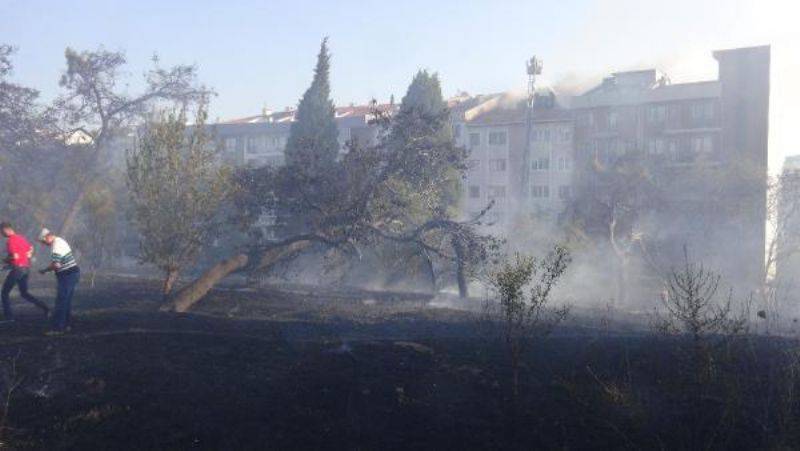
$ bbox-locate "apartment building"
[212,104,391,167]
[571,46,770,289]
[452,90,573,231]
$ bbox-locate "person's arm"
[39,261,59,274]
[5,240,18,264]
[39,242,63,274]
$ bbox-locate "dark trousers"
[2,267,48,320]
[52,268,80,331]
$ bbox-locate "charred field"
[0,276,798,450]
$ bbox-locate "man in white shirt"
[38,228,80,335]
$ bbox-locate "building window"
[246,136,262,154]
[532,157,550,171]
[468,185,480,198]
[224,137,237,152]
[469,132,481,147]
[487,185,506,199]
[557,157,572,171]
[691,135,713,154]
[691,102,714,124]
[608,111,619,130]
[561,128,572,142]
[558,185,571,199]
[531,185,550,198]
[647,105,667,124]
[647,138,667,156]
[489,159,507,171]
[467,159,480,169]
[488,131,507,146]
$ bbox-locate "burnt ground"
[0,276,799,450]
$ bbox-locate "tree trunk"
[163,254,248,313]
[424,252,437,291]
[163,239,313,313]
[59,188,88,238]
[452,237,468,298]
[162,268,180,299]
[615,256,628,307]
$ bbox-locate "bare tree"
[761,171,800,326]
[127,103,233,299]
[489,246,571,397]
[54,47,209,237]
[653,249,747,380]
[570,151,658,306]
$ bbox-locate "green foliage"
[490,246,571,395]
[126,103,233,293]
[76,181,123,285]
[492,247,571,341]
[380,70,465,222]
[284,38,339,174]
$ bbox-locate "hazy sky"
[2,0,798,171]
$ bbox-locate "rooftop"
[220,103,396,125]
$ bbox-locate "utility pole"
[522,56,543,196]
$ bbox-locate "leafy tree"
[275,38,341,237]
[489,246,571,397]
[284,38,339,173]
[373,70,486,297]
[77,183,121,288]
[126,103,233,299]
[0,45,59,232]
[55,47,209,237]
[0,45,48,153]
[164,52,495,312]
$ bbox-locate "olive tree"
[126,103,233,299]
[489,246,571,397]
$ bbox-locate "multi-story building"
[452,90,573,231]
[571,45,770,290]
[212,104,391,167]
[210,45,769,292]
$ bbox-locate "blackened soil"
[0,277,797,450]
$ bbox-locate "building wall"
[211,114,380,168]
[527,120,574,218]
[570,46,770,292]
[462,125,512,231]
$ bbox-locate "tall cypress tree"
[387,70,462,216]
[384,70,471,296]
[284,38,340,175]
[398,70,448,121]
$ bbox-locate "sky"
[2,0,798,172]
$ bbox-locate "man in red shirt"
[1,222,49,321]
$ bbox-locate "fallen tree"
[158,43,498,312]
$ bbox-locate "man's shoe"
[44,330,64,337]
